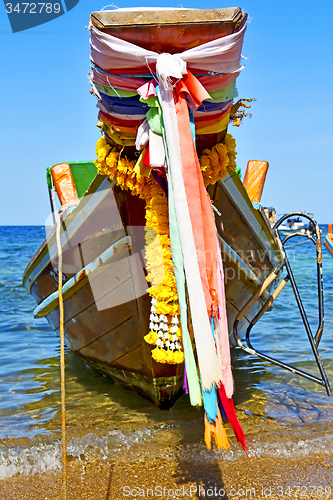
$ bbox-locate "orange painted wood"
[51,163,79,206]
[324,240,333,256]
[243,160,269,203]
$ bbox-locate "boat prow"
[324,224,333,257]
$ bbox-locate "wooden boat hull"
[23,172,282,408]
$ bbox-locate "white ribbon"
[158,84,223,391]
[156,53,187,90]
[135,119,149,150]
[90,21,246,74]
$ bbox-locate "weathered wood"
[91,8,242,28]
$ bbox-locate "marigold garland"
[199,133,237,186]
[144,192,183,365]
[94,132,238,365]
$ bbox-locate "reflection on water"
[1,227,333,478]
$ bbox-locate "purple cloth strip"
[151,170,168,196]
[183,364,189,394]
[196,99,232,114]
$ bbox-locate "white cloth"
[135,119,149,150]
[90,22,246,75]
[149,129,165,168]
[156,53,187,89]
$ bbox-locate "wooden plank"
[23,175,107,286]
[77,316,142,367]
[209,184,276,279]
[58,298,136,351]
[91,8,242,28]
[210,173,282,269]
[73,352,183,408]
[46,256,138,328]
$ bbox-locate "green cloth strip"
[69,162,97,199]
[94,82,138,98]
[208,81,238,103]
[140,96,164,135]
[94,80,237,103]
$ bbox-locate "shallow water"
[1,225,333,479]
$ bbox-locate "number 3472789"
[5,3,61,14]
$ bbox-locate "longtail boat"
[23,8,331,449]
[325,224,333,256]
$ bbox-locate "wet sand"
[1,453,333,500]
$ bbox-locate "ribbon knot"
[155,53,187,90]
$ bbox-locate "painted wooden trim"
[219,172,282,267]
[24,177,115,292]
[218,234,271,301]
[33,236,131,318]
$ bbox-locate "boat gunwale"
[215,172,283,269]
[218,234,272,301]
[24,172,282,301]
[22,174,111,290]
[33,235,132,319]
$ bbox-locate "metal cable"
[284,239,310,249]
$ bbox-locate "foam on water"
[2,425,333,479]
[0,442,61,480]
[0,427,160,479]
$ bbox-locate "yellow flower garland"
[94,136,183,364]
[144,191,183,365]
[199,133,237,187]
[94,132,238,365]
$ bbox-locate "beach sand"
[1,453,333,499]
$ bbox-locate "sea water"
[1,225,333,479]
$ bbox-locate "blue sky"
[1,0,332,225]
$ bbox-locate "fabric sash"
[90,22,246,75]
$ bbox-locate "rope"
[54,200,79,499]
[56,209,67,500]
[0,281,21,285]
[284,239,311,249]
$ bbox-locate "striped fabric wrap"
[90,16,248,452]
